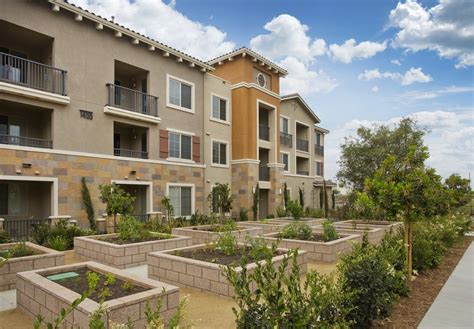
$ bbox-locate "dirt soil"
[374,236,474,328]
[176,247,284,266]
[43,268,149,303]
[191,225,244,232]
[279,233,344,242]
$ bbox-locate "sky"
[70,0,474,184]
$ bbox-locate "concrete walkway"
[418,242,474,329]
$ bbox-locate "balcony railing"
[114,148,148,159]
[0,52,67,95]
[3,218,52,241]
[0,134,52,149]
[259,124,270,141]
[259,166,270,181]
[297,170,309,176]
[315,145,324,156]
[280,132,293,147]
[296,138,309,152]
[107,83,158,117]
[133,214,149,222]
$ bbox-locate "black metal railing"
[297,170,309,176]
[0,52,67,95]
[280,132,293,147]
[259,166,270,181]
[114,148,148,159]
[3,218,52,241]
[296,138,309,152]
[0,134,52,149]
[107,83,159,117]
[259,124,270,141]
[315,145,324,156]
[133,214,149,222]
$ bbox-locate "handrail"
[107,83,159,117]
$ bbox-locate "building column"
[268,163,285,216]
[231,160,259,220]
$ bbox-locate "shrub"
[304,207,324,218]
[81,177,95,230]
[281,222,312,241]
[117,215,150,242]
[276,206,288,218]
[286,199,303,220]
[0,230,12,244]
[31,220,90,251]
[31,224,51,246]
[213,231,238,256]
[322,220,339,242]
[247,237,273,260]
[239,208,249,222]
[47,235,69,251]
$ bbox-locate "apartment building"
[0,0,330,236]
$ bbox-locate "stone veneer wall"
[16,261,179,327]
[0,242,64,291]
[148,244,307,297]
[0,148,205,226]
[74,234,193,269]
[263,232,361,262]
[268,165,284,215]
[171,225,262,245]
[231,161,259,219]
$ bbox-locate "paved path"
[418,242,474,329]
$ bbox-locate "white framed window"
[212,140,228,166]
[316,161,323,176]
[167,183,194,217]
[280,116,289,134]
[169,132,192,160]
[167,74,194,113]
[280,152,289,172]
[211,94,229,123]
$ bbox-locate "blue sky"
[71,0,473,184]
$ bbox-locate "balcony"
[114,148,148,159]
[280,132,293,148]
[259,166,270,181]
[0,52,67,96]
[106,83,158,117]
[0,134,51,149]
[297,170,309,176]
[296,138,309,152]
[315,145,324,156]
[259,124,270,141]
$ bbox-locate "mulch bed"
[46,268,149,303]
[374,236,473,328]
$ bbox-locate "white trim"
[0,175,58,217]
[210,138,230,168]
[209,118,230,126]
[166,157,195,164]
[104,106,161,124]
[231,159,260,165]
[283,173,317,179]
[280,114,290,134]
[166,127,195,136]
[210,93,230,125]
[280,151,290,173]
[166,183,195,218]
[166,74,195,113]
[112,180,153,213]
[231,82,281,100]
[295,120,311,128]
[0,144,205,168]
[0,82,70,105]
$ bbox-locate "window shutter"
[159,129,168,159]
[192,136,200,162]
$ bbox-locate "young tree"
[444,174,471,209]
[322,180,329,218]
[252,184,260,220]
[360,146,446,282]
[338,118,426,191]
[161,196,174,222]
[207,183,233,216]
[81,177,95,230]
[283,182,289,209]
[298,187,304,208]
[98,183,134,227]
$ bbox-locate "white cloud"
[391,59,402,66]
[389,0,474,68]
[324,109,474,182]
[329,39,387,64]
[279,57,337,95]
[358,67,432,85]
[68,0,234,60]
[372,86,379,92]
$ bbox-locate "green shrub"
[286,199,303,220]
[266,214,275,219]
[213,231,238,256]
[117,215,150,242]
[47,235,69,251]
[31,223,51,246]
[31,220,90,250]
[322,220,339,242]
[0,231,12,244]
[247,237,273,260]
[276,206,288,218]
[239,208,249,221]
[281,222,312,241]
[304,207,324,218]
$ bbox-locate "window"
[168,76,193,111]
[168,185,193,217]
[316,133,321,146]
[0,182,26,215]
[280,152,289,171]
[212,95,228,122]
[316,162,323,176]
[169,132,192,160]
[212,141,227,165]
[280,116,289,134]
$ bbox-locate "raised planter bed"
[0,242,64,291]
[334,220,403,234]
[16,261,179,327]
[237,221,286,234]
[74,233,192,269]
[171,225,262,245]
[268,217,325,227]
[313,225,385,245]
[263,231,361,263]
[148,244,307,297]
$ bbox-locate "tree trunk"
[404,220,412,283]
